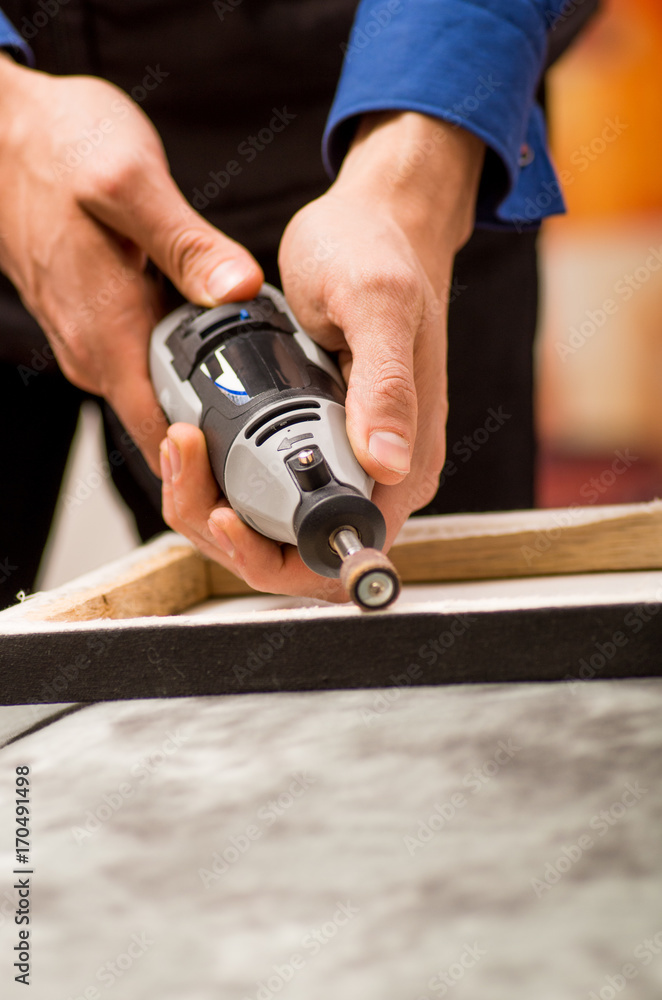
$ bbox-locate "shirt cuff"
[0,10,34,66]
[323,0,567,230]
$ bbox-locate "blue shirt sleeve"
[0,10,34,66]
[323,0,571,230]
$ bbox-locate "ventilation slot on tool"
[256,413,321,447]
[244,400,320,439]
[196,314,242,338]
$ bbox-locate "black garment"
[422,228,538,515]
[0,363,82,609]
[0,0,542,608]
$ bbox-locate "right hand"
[159,113,484,602]
[0,56,263,473]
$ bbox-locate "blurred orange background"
[537,0,662,506]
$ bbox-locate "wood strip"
[2,500,662,626]
[390,501,662,582]
[42,546,210,623]
[207,500,662,595]
[207,559,257,598]
[15,538,210,624]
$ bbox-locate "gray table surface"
[0,679,660,999]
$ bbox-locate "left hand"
[162,113,484,601]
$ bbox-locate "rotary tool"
[149,283,401,610]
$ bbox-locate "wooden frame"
[2,501,662,704]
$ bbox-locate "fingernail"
[208,513,235,558]
[167,438,181,480]
[206,260,254,303]
[368,431,411,473]
[159,442,171,484]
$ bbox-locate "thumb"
[341,302,418,486]
[79,165,264,305]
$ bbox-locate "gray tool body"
[150,283,400,609]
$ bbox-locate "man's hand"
[163,112,484,600]
[280,113,485,550]
[0,56,263,473]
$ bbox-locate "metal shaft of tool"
[331,527,400,610]
[332,527,364,561]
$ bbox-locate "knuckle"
[171,491,197,527]
[361,262,421,311]
[240,568,266,591]
[165,228,214,281]
[76,156,142,205]
[370,358,417,411]
[162,502,187,537]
